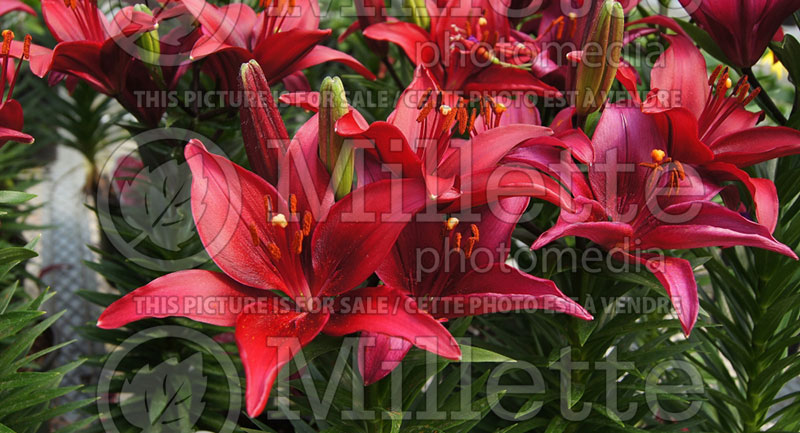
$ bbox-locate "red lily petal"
[358,332,412,385]
[0,0,35,16]
[363,21,433,65]
[311,178,428,296]
[465,66,562,97]
[336,113,421,179]
[619,252,698,336]
[650,35,709,118]
[253,29,331,82]
[180,0,251,48]
[437,125,553,180]
[97,270,267,329]
[709,126,800,167]
[616,61,640,105]
[188,36,242,61]
[533,217,634,250]
[288,45,377,81]
[185,140,307,298]
[324,286,461,360]
[47,41,116,94]
[703,162,779,233]
[0,126,33,146]
[452,165,574,213]
[503,145,593,199]
[432,264,592,320]
[41,0,107,43]
[640,200,797,258]
[279,91,321,112]
[236,303,328,417]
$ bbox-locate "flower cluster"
[4,0,800,419]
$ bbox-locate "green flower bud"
[407,0,430,30]
[133,4,160,67]
[574,0,624,117]
[318,76,354,200]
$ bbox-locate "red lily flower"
[97,139,461,417]
[626,34,800,232]
[179,0,374,91]
[0,0,35,17]
[333,66,577,212]
[532,103,797,336]
[36,0,187,125]
[359,196,592,384]
[679,0,800,68]
[363,0,559,95]
[0,31,33,147]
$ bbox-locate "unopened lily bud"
[318,76,354,199]
[239,60,290,185]
[133,4,160,67]
[406,0,430,29]
[574,0,624,117]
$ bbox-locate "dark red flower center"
[638,148,686,195]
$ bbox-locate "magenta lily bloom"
[359,197,592,384]
[363,0,559,95]
[179,0,374,91]
[333,66,577,212]
[532,104,797,336]
[679,0,800,68]
[97,139,461,417]
[630,34,800,232]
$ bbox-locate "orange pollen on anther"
[1,30,13,55]
[22,35,31,59]
[292,230,303,254]
[650,149,666,163]
[470,224,480,240]
[289,194,297,215]
[266,243,282,260]
[445,217,459,231]
[302,210,313,236]
[467,108,478,132]
[454,233,462,251]
[249,224,260,246]
[709,65,723,86]
[417,88,433,110]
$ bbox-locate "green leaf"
[0,191,35,205]
[0,311,44,339]
[0,247,37,279]
[543,416,569,433]
[458,345,516,363]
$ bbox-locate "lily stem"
[742,67,787,125]
[382,57,405,90]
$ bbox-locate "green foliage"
[0,192,93,433]
[686,155,800,433]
